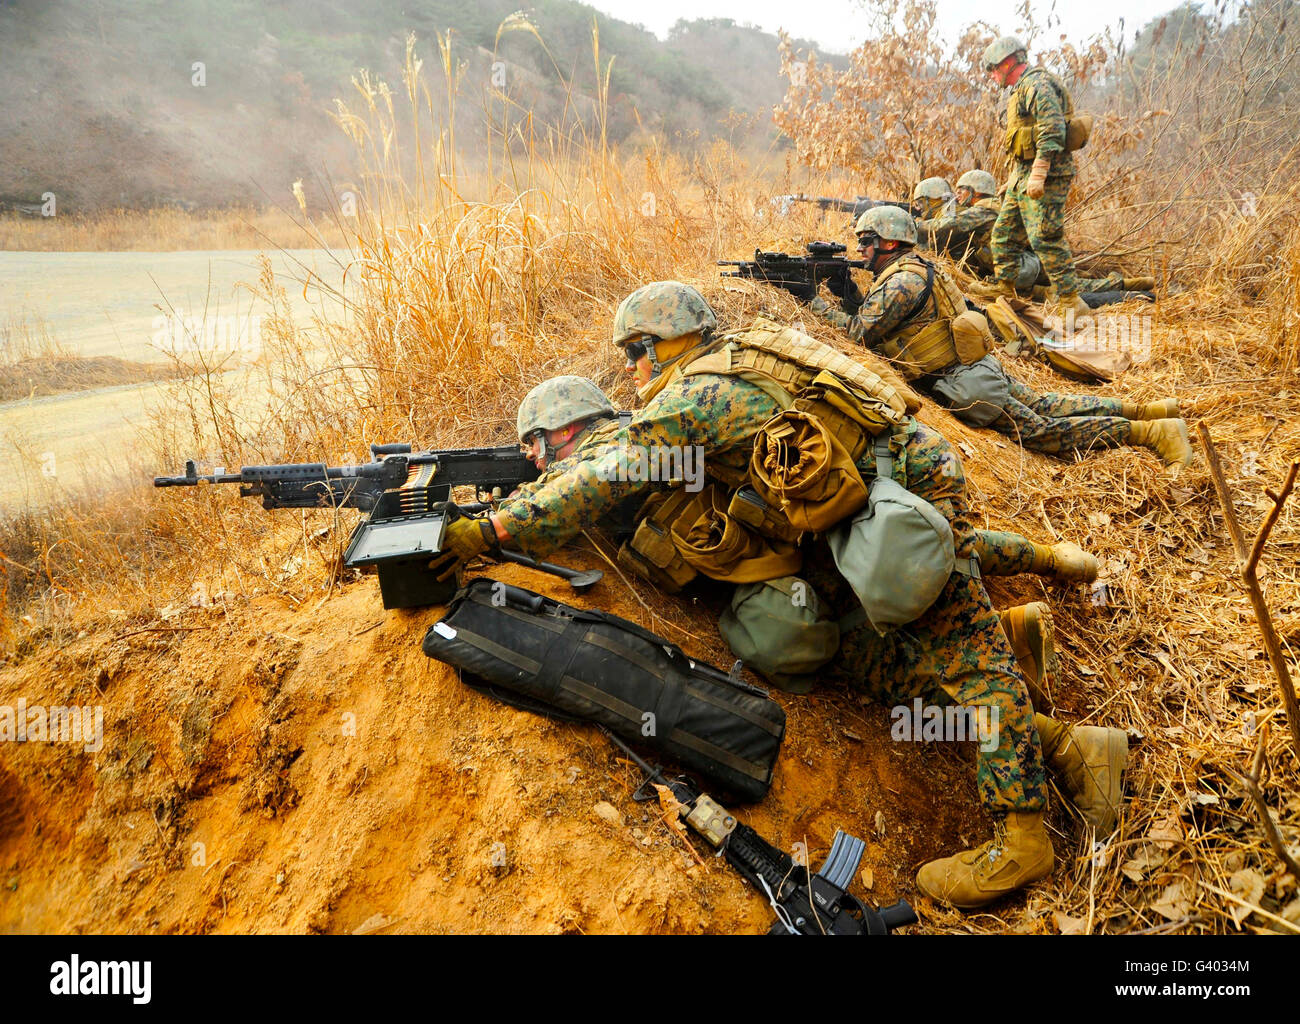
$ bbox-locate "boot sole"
[1023,602,1058,694]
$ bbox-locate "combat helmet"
[982,35,1027,71]
[516,375,615,443]
[854,205,919,245]
[611,281,717,347]
[913,177,954,201]
[957,169,999,196]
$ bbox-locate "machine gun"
[603,728,917,936]
[154,443,598,609]
[779,194,916,219]
[719,240,868,302]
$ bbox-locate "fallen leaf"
[1054,911,1088,934]
[1149,811,1184,850]
[1229,869,1266,927]
[861,867,874,890]
[842,728,863,742]
[1189,792,1220,806]
[1150,877,1193,921]
[592,801,623,826]
[874,810,886,836]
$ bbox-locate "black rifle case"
[422,579,785,802]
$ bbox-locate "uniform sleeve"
[495,377,780,555]
[919,206,995,250]
[814,267,930,347]
[1027,76,1068,158]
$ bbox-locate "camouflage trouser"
[993,172,1078,297]
[802,421,1048,814]
[992,374,1132,457]
[975,530,1043,576]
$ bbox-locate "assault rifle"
[719,241,867,302]
[154,443,597,609]
[603,728,917,936]
[779,194,916,219]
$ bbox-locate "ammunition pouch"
[880,318,961,379]
[750,409,870,533]
[727,486,803,544]
[423,578,785,802]
[617,487,698,593]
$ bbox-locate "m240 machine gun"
[154,443,587,609]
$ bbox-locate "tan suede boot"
[1027,540,1100,583]
[1129,417,1194,468]
[1054,291,1092,317]
[916,811,1055,909]
[998,602,1057,707]
[1120,398,1180,420]
[968,278,1018,300]
[1035,713,1128,832]
[1122,275,1156,291]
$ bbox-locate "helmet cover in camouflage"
[957,169,999,196]
[854,205,919,245]
[516,375,615,442]
[611,281,718,347]
[913,177,954,201]
[982,35,1026,71]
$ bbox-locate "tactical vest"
[869,255,999,379]
[1004,68,1087,161]
[617,319,921,588]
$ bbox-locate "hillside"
[0,0,831,214]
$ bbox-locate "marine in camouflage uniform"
[919,170,1123,292]
[983,38,1083,303]
[810,206,1192,465]
[496,340,1048,823]
[455,283,1131,907]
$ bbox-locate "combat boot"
[1054,291,1093,317]
[968,279,1017,300]
[1035,714,1128,832]
[1027,540,1100,583]
[1120,397,1180,420]
[1128,417,1194,469]
[1122,275,1156,291]
[998,602,1057,707]
[916,811,1055,909]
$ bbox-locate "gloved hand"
[428,514,498,581]
[777,279,817,302]
[1025,157,1051,200]
[826,271,864,311]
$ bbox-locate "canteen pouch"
[930,354,1012,428]
[950,309,997,365]
[828,438,969,633]
[1065,113,1093,151]
[719,576,840,695]
[750,409,870,533]
[423,578,785,802]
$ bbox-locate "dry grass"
[0,13,1297,934]
[0,206,351,252]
